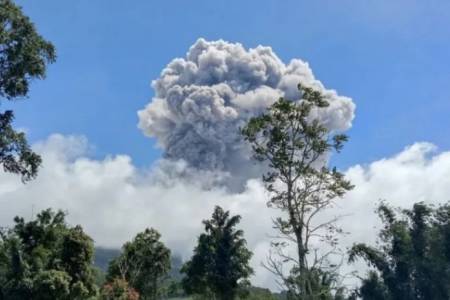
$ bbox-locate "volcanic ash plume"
[138,39,355,189]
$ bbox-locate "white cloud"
[0,134,277,288]
[340,143,450,243]
[1,136,450,290]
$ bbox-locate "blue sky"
[3,2,450,287]
[11,0,450,169]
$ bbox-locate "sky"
[11,0,450,169]
[3,0,450,290]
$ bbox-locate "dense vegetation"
[106,228,171,299]
[5,201,450,300]
[0,209,97,299]
[181,206,253,300]
[349,202,450,299]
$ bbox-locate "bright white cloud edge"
[1,135,449,290]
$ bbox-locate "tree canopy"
[241,84,353,298]
[182,206,253,300]
[349,202,450,300]
[106,228,171,300]
[100,278,139,300]
[0,209,97,299]
[0,0,56,181]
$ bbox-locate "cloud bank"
[1,135,450,289]
[138,39,355,189]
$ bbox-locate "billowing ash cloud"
[138,39,355,188]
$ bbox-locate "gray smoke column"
[138,39,355,189]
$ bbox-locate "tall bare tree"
[241,84,353,299]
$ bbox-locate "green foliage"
[166,279,186,298]
[32,270,71,300]
[245,286,277,300]
[107,228,171,300]
[61,225,97,298]
[0,0,56,99]
[349,202,450,300]
[0,208,98,299]
[284,267,346,300]
[0,0,56,181]
[93,266,107,289]
[354,271,389,300]
[100,278,139,300]
[181,206,253,300]
[0,111,41,181]
[241,84,353,298]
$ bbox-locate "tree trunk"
[287,180,308,298]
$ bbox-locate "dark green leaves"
[182,206,253,300]
[0,0,56,181]
[0,111,41,181]
[0,209,98,299]
[0,0,56,99]
[106,228,171,300]
[350,202,450,300]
